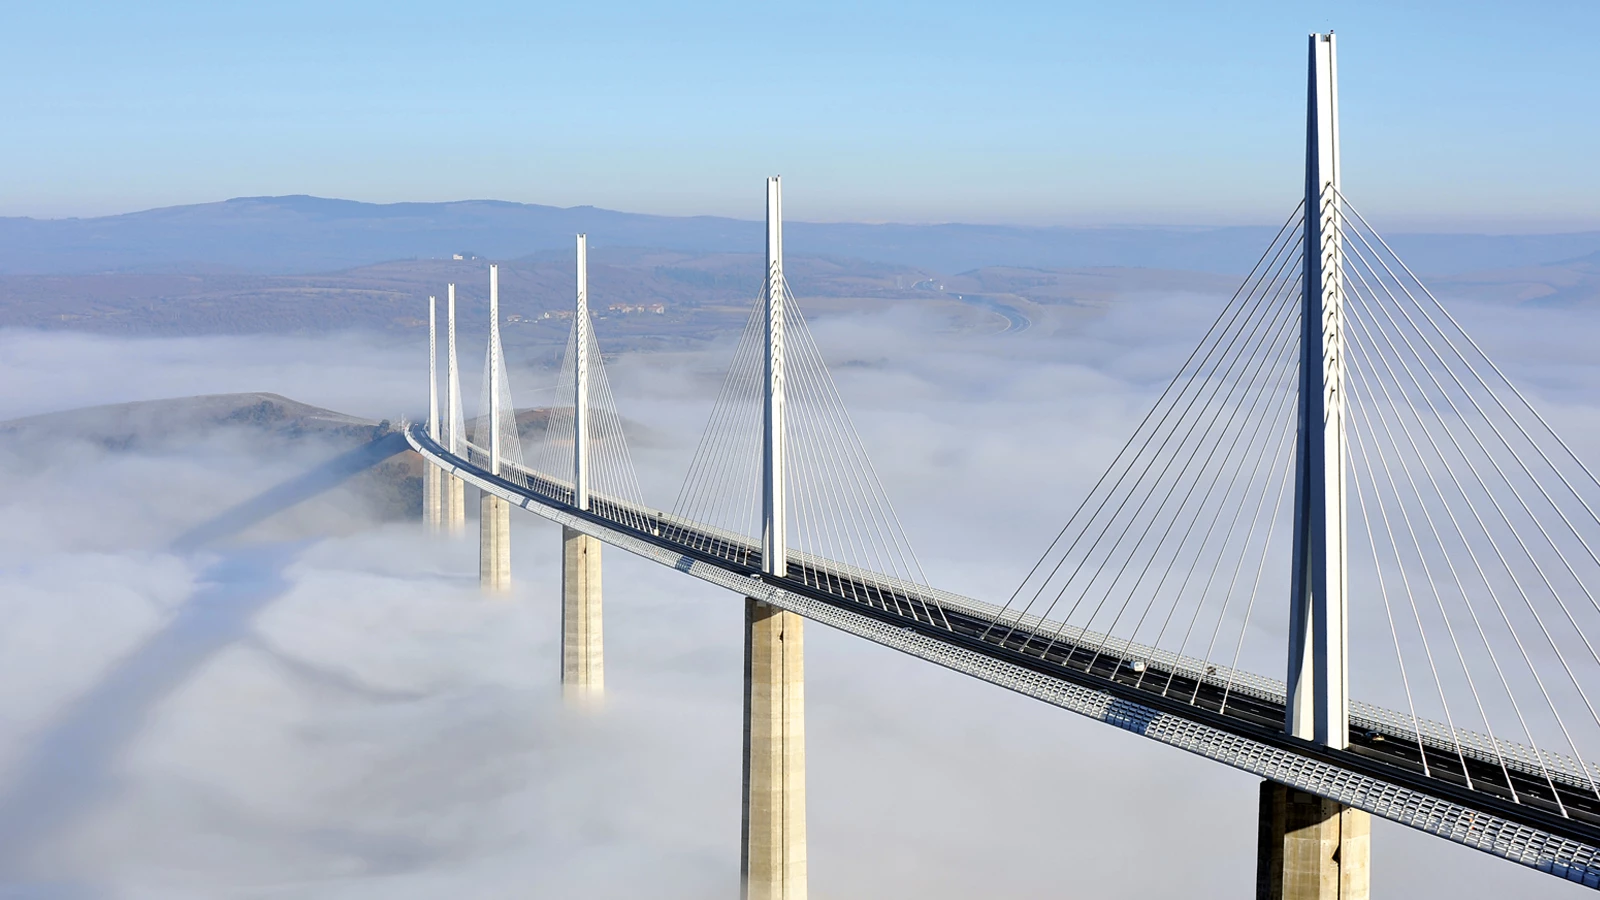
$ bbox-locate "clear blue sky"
[6,0,1597,229]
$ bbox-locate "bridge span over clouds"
[394,35,1600,899]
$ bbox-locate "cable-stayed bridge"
[405,34,1600,899]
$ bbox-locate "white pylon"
[745,180,805,900]
[448,284,462,455]
[761,176,787,579]
[1286,31,1349,750]
[424,294,444,533]
[428,295,439,442]
[488,263,502,476]
[575,234,591,511]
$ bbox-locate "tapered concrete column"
[561,526,604,706]
[423,464,443,531]
[479,491,510,592]
[742,598,806,900]
[1257,781,1369,900]
[445,474,466,533]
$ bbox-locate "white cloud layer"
[1,284,1597,898]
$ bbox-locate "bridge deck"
[409,424,1600,889]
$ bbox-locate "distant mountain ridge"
[5,195,1598,278]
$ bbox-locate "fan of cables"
[670,274,945,625]
[525,305,651,533]
[983,191,1600,807]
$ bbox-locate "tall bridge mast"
[424,294,441,531]
[574,234,591,511]
[762,175,787,580]
[1287,30,1349,751]
[488,263,502,477]
[745,175,806,900]
[480,263,511,591]
[563,235,604,706]
[1266,32,1368,900]
[444,283,465,531]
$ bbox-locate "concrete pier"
[742,598,806,900]
[479,491,510,592]
[423,464,442,531]
[445,473,466,533]
[1257,781,1370,900]
[561,526,604,705]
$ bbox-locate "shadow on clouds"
[0,543,302,876]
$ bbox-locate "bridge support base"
[479,491,510,592]
[561,526,603,706]
[423,463,442,532]
[445,473,466,533]
[742,598,806,900]
[1257,781,1369,900]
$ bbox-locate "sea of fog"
[0,288,1595,898]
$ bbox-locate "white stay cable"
[985,209,1306,639]
[1085,301,1305,670]
[1036,282,1303,656]
[1343,288,1541,786]
[1341,193,1600,559]
[1347,338,1498,793]
[1344,305,1535,799]
[536,322,579,488]
[673,297,762,522]
[786,302,920,616]
[1347,397,1436,780]
[1345,282,1600,800]
[1217,399,1300,715]
[588,336,650,529]
[1343,221,1600,633]
[1343,346,1478,790]
[1343,238,1600,756]
[1138,299,1302,692]
[789,334,887,609]
[1122,342,1302,679]
[785,319,892,582]
[783,295,947,624]
[676,298,766,549]
[1186,377,1302,706]
[1020,236,1306,642]
[1155,291,1306,696]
